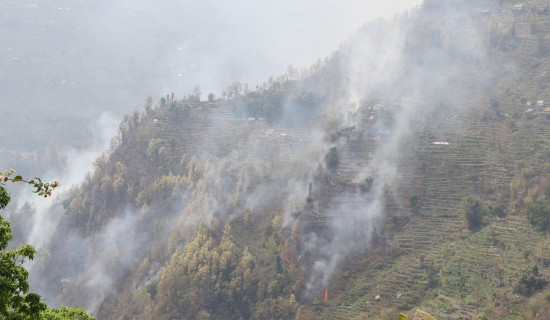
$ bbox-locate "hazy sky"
[151,0,424,94]
[0,0,423,109]
[0,0,422,157]
[17,0,452,311]
[82,0,424,96]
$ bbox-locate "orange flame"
[324,288,328,301]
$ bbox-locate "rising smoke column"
[15,0,494,313]
[299,0,491,300]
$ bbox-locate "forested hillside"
[13,0,550,318]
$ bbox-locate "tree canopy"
[0,170,95,320]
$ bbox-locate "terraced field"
[127,90,550,319]
[305,101,550,319]
[132,81,550,320]
[95,5,550,316]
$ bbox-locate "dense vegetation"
[11,0,550,319]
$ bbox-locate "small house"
[537,100,545,106]
[512,4,524,11]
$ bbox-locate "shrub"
[515,265,547,296]
[461,196,484,230]
[324,147,339,170]
[527,200,550,231]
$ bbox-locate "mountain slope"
[21,0,550,319]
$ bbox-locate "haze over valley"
[3,0,550,319]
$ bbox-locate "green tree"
[41,307,94,320]
[491,202,506,219]
[193,85,202,101]
[514,265,547,296]
[0,170,95,320]
[461,196,484,230]
[324,147,339,171]
[478,313,488,320]
[408,194,420,213]
[526,200,550,231]
[426,262,440,288]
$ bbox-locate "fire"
[324,288,328,301]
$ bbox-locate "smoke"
[17,112,119,249]
[72,208,148,312]
[28,204,164,313]
[119,0,425,95]
[0,0,422,130]
[297,0,493,300]
[3,0,501,313]
[301,104,414,299]
[5,112,119,307]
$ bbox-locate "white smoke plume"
[17,112,119,249]
[298,0,492,299]
[5,0,487,313]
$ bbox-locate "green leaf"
[12,176,23,182]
